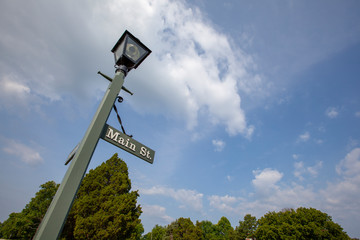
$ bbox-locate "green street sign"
[100,124,155,164]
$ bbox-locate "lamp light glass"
[112,30,151,71]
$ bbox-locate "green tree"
[215,216,234,239]
[141,224,166,240]
[165,217,202,240]
[234,214,257,240]
[255,207,350,240]
[196,220,218,239]
[0,181,59,239]
[63,153,143,239]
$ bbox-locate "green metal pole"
[33,70,126,240]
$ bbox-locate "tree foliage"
[142,217,235,240]
[1,154,143,239]
[255,207,350,240]
[62,153,143,239]
[235,214,257,240]
[164,217,203,240]
[141,224,166,240]
[195,217,235,240]
[0,181,59,239]
[1,154,353,240]
[216,216,235,239]
[196,220,218,239]
[142,208,352,240]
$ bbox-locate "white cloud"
[336,148,360,177]
[292,154,299,160]
[2,139,43,165]
[141,205,174,224]
[140,186,203,211]
[207,150,360,236]
[347,137,359,149]
[141,149,360,235]
[320,148,360,234]
[209,177,316,218]
[208,195,242,213]
[212,139,226,152]
[294,161,305,180]
[0,75,32,109]
[0,75,30,95]
[307,162,323,176]
[294,161,323,181]
[226,175,233,182]
[0,0,259,137]
[252,168,283,192]
[132,0,259,136]
[355,111,360,118]
[326,107,339,118]
[297,131,310,142]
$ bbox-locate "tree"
[216,216,234,239]
[0,181,59,239]
[165,217,203,240]
[1,154,142,239]
[255,207,350,240]
[195,217,235,240]
[63,153,143,239]
[234,214,257,240]
[196,220,218,239]
[143,217,235,240]
[141,224,166,240]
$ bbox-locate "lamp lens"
[125,37,147,63]
[126,43,141,61]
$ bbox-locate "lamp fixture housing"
[111,30,151,71]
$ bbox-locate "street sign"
[100,124,155,164]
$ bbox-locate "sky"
[1,0,360,237]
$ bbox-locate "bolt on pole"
[33,70,126,240]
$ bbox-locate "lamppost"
[33,30,151,240]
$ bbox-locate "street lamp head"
[111,30,151,73]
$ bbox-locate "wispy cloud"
[0,0,260,138]
[212,139,226,152]
[326,107,339,119]
[321,148,360,233]
[141,205,174,224]
[209,168,316,217]
[336,148,360,176]
[2,139,43,165]
[226,175,233,182]
[140,186,203,212]
[297,131,310,142]
[0,75,32,110]
[206,149,360,235]
[140,149,360,235]
[208,194,242,213]
[294,161,323,181]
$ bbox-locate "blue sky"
[1,0,360,237]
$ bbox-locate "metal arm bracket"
[98,71,133,95]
